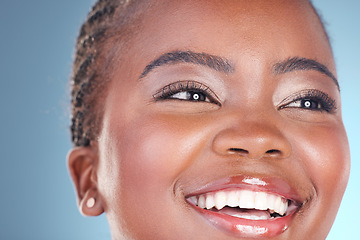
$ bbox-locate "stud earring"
[86,197,95,208]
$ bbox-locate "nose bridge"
[212,111,291,160]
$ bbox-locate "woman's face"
[95,0,350,239]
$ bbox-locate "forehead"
[114,0,334,79]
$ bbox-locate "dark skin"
[68,0,350,239]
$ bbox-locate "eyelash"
[153,80,221,105]
[153,83,336,113]
[278,89,337,113]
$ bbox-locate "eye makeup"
[153,80,221,106]
[278,89,337,113]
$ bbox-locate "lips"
[185,176,302,238]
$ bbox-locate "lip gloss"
[186,176,302,238]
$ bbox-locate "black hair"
[70,0,331,147]
[70,0,146,146]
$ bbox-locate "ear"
[67,147,104,216]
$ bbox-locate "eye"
[170,91,211,102]
[278,89,337,113]
[153,80,220,106]
[286,99,322,110]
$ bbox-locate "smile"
[188,189,294,219]
[185,176,302,238]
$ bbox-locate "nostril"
[229,148,249,155]
[266,149,281,156]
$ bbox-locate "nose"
[212,117,291,160]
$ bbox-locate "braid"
[71,0,136,146]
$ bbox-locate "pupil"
[302,99,318,109]
[189,91,205,101]
[193,93,200,100]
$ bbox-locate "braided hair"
[71,0,145,146]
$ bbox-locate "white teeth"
[279,198,288,215]
[239,190,255,209]
[189,196,198,206]
[274,195,282,214]
[214,191,227,210]
[267,194,277,212]
[273,195,288,215]
[205,194,215,210]
[254,192,268,210]
[227,191,239,207]
[198,195,206,208]
[191,189,290,217]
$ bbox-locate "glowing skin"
[68,0,350,239]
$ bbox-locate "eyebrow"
[139,50,234,78]
[273,57,339,90]
[139,51,339,91]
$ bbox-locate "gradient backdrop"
[0,0,359,239]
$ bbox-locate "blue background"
[0,1,358,239]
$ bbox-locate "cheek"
[296,124,349,195]
[292,123,350,236]
[119,115,206,188]
[98,113,210,237]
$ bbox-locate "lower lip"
[191,205,295,238]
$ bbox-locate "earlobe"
[79,188,104,216]
[67,147,104,216]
